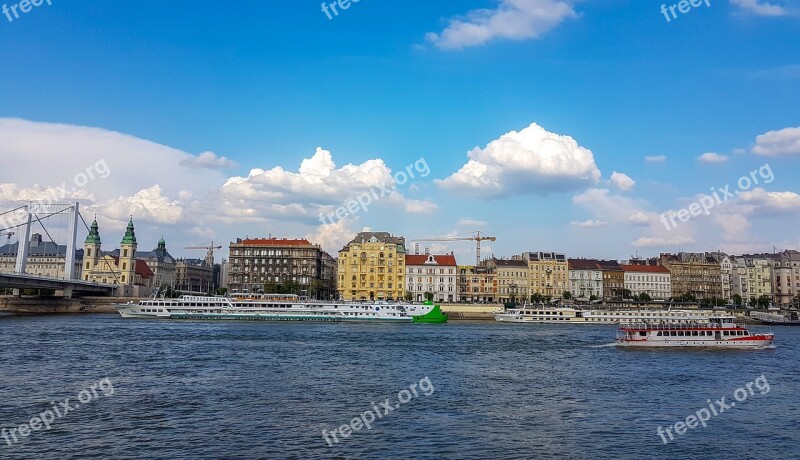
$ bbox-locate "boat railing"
[620,320,745,330]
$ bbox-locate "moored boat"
[615,315,774,349]
[750,311,800,326]
[493,305,727,325]
[113,294,447,323]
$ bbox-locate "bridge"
[0,202,117,297]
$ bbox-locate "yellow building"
[487,259,529,303]
[82,218,153,288]
[523,251,568,298]
[337,232,406,300]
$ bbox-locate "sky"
[0,0,798,264]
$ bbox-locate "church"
[82,218,155,296]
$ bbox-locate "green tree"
[531,293,545,304]
[562,291,572,300]
[757,295,771,309]
[622,289,632,299]
[424,291,434,302]
[732,294,743,306]
[404,292,413,302]
[638,292,652,302]
[589,294,598,302]
[748,297,758,309]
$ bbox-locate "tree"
[562,291,572,300]
[638,292,652,302]
[216,287,228,296]
[531,293,545,304]
[404,292,413,301]
[732,294,743,306]
[622,289,632,299]
[757,295,771,309]
[589,294,598,302]
[748,297,758,309]
[424,291,434,302]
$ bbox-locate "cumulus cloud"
[628,211,656,227]
[730,0,789,16]
[305,219,355,254]
[425,0,577,50]
[405,199,439,214]
[632,236,695,248]
[572,188,647,225]
[103,185,184,225]
[180,151,237,170]
[570,219,607,228]
[610,172,635,192]
[437,123,601,198]
[697,152,729,163]
[645,155,667,163]
[751,127,800,156]
[738,188,800,214]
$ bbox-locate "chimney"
[415,243,420,255]
[424,247,430,255]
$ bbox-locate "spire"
[121,217,137,245]
[158,236,166,250]
[84,218,101,245]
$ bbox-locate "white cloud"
[457,218,488,227]
[738,188,800,214]
[570,219,607,228]
[730,0,789,16]
[405,199,439,214]
[305,219,355,254]
[645,155,667,163]
[437,123,601,198]
[572,188,646,225]
[632,236,695,248]
[698,152,729,163]
[628,211,656,227]
[425,0,577,50]
[751,127,800,156]
[610,171,635,192]
[103,185,184,225]
[180,151,237,170]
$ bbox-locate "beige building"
[659,253,722,300]
[0,233,83,279]
[457,265,496,303]
[338,232,405,300]
[488,258,529,303]
[522,252,568,298]
[769,250,800,306]
[732,255,773,303]
[82,218,154,294]
[405,253,457,302]
[227,237,337,298]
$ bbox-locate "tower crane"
[411,231,497,266]
[185,241,222,266]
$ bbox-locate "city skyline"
[1,1,798,265]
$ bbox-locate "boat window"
[723,331,729,336]
[670,331,677,336]
[744,331,749,336]
[692,331,698,336]
[657,331,662,336]
[677,331,684,336]
[639,332,646,337]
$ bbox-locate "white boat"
[113,293,447,323]
[615,315,774,349]
[493,305,727,324]
[750,311,800,326]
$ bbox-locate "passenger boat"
[615,315,774,348]
[493,305,726,324]
[113,294,448,323]
[750,311,800,326]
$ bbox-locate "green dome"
[84,219,101,245]
[121,218,137,245]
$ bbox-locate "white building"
[405,253,457,302]
[732,256,773,303]
[769,250,800,307]
[620,264,672,300]
[568,259,603,300]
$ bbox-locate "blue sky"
[0,0,798,263]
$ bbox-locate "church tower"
[83,218,102,279]
[119,218,138,285]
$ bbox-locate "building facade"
[769,250,800,307]
[0,233,83,279]
[659,253,722,299]
[598,260,625,300]
[405,253,457,302]
[487,258,529,304]
[82,218,154,291]
[175,258,215,293]
[620,264,672,300]
[227,237,337,298]
[457,265,496,303]
[136,237,177,288]
[567,259,603,300]
[337,232,405,301]
[523,251,568,298]
[708,252,733,301]
[731,255,773,303]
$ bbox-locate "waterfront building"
[135,237,176,289]
[175,258,215,293]
[598,260,625,300]
[487,258,529,304]
[567,259,603,300]
[768,250,800,307]
[707,252,734,301]
[620,264,672,300]
[731,255,773,303]
[81,218,154,294]
[337,232,405,300]
[457,264,496,303]
[227,237,337,298]
[405,253,457,302]
[659,253,722,299]
[0,233,83,279]
[522,251,568,298]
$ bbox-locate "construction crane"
[411,231,496,266]
[185,241,222,267]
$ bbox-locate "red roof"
[110,257,154,279]
[239,238,313,246]
[405,254,457,266]
[620,264,669,273]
